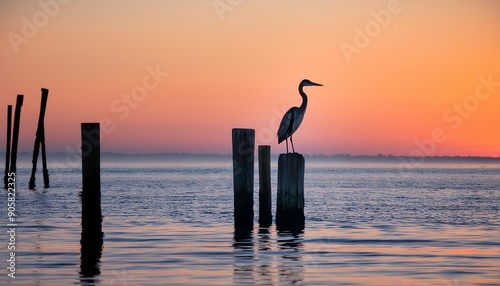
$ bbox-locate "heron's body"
[277,79,322,153]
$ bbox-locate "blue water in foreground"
[0,158,499,285]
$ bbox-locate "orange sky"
[1,0,499,156]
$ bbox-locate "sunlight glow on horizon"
[1,0,499,156]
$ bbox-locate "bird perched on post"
[277,79,323,153]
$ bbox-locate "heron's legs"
[285,138,289,153]
[290,135,296,153]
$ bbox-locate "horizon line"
[2,151,500,160]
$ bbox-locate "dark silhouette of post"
[232,128,254,230]
[29,88,50,189]
[9,95,24,176]
[41,89,49,188]
[80,123,103,280]
[41,126,49,188]
[258,145,272,227]
[276,153,305,231]
[4,105,12,189]
[81,123,101,225]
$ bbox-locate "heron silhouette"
[277,79,323,153]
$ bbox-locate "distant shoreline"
[1,151,499,165]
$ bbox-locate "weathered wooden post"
[41,126,49,188]
[80,123,103,279]
[3,105,12,189]
[276,153,305,231]
[41,89,49,188]
[258,145,272,227]
[9,95,24,176]
[29,88,50,189]
[232,128,254,230]
[81,123,101,226]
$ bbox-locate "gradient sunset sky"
[1,0,499,156]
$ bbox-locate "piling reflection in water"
[255,227,275,285]
[233,226,305,285]
[233,228,254,284]
[277,230,305,284]
[80,216,104,283]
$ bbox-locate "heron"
[277,79,323,153]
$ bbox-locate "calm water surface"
[1,159,499,285]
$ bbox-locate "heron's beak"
[311,81,323,86]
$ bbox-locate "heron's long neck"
[298,85,308,111]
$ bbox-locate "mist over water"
[0,154,499,285]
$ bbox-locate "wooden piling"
[3,105,12,189]
[276,153,305,231]
[232,128,255,230]
[80,123,103,279]
[41,89,49,188]
[41,126,49,188]
[81,123,101,222]
[258,145,272,227]
[9,95,24,176]
[29,88,49,189]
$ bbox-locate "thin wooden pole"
[232,128,255,230]
[29,88,49,189]
[9,95,24,176]
[276,153,305,231]
[80,123,103,278]
[41,89,49,188]
[3,105,12,189]
[41,126,49,188]
[258,145,272,227]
